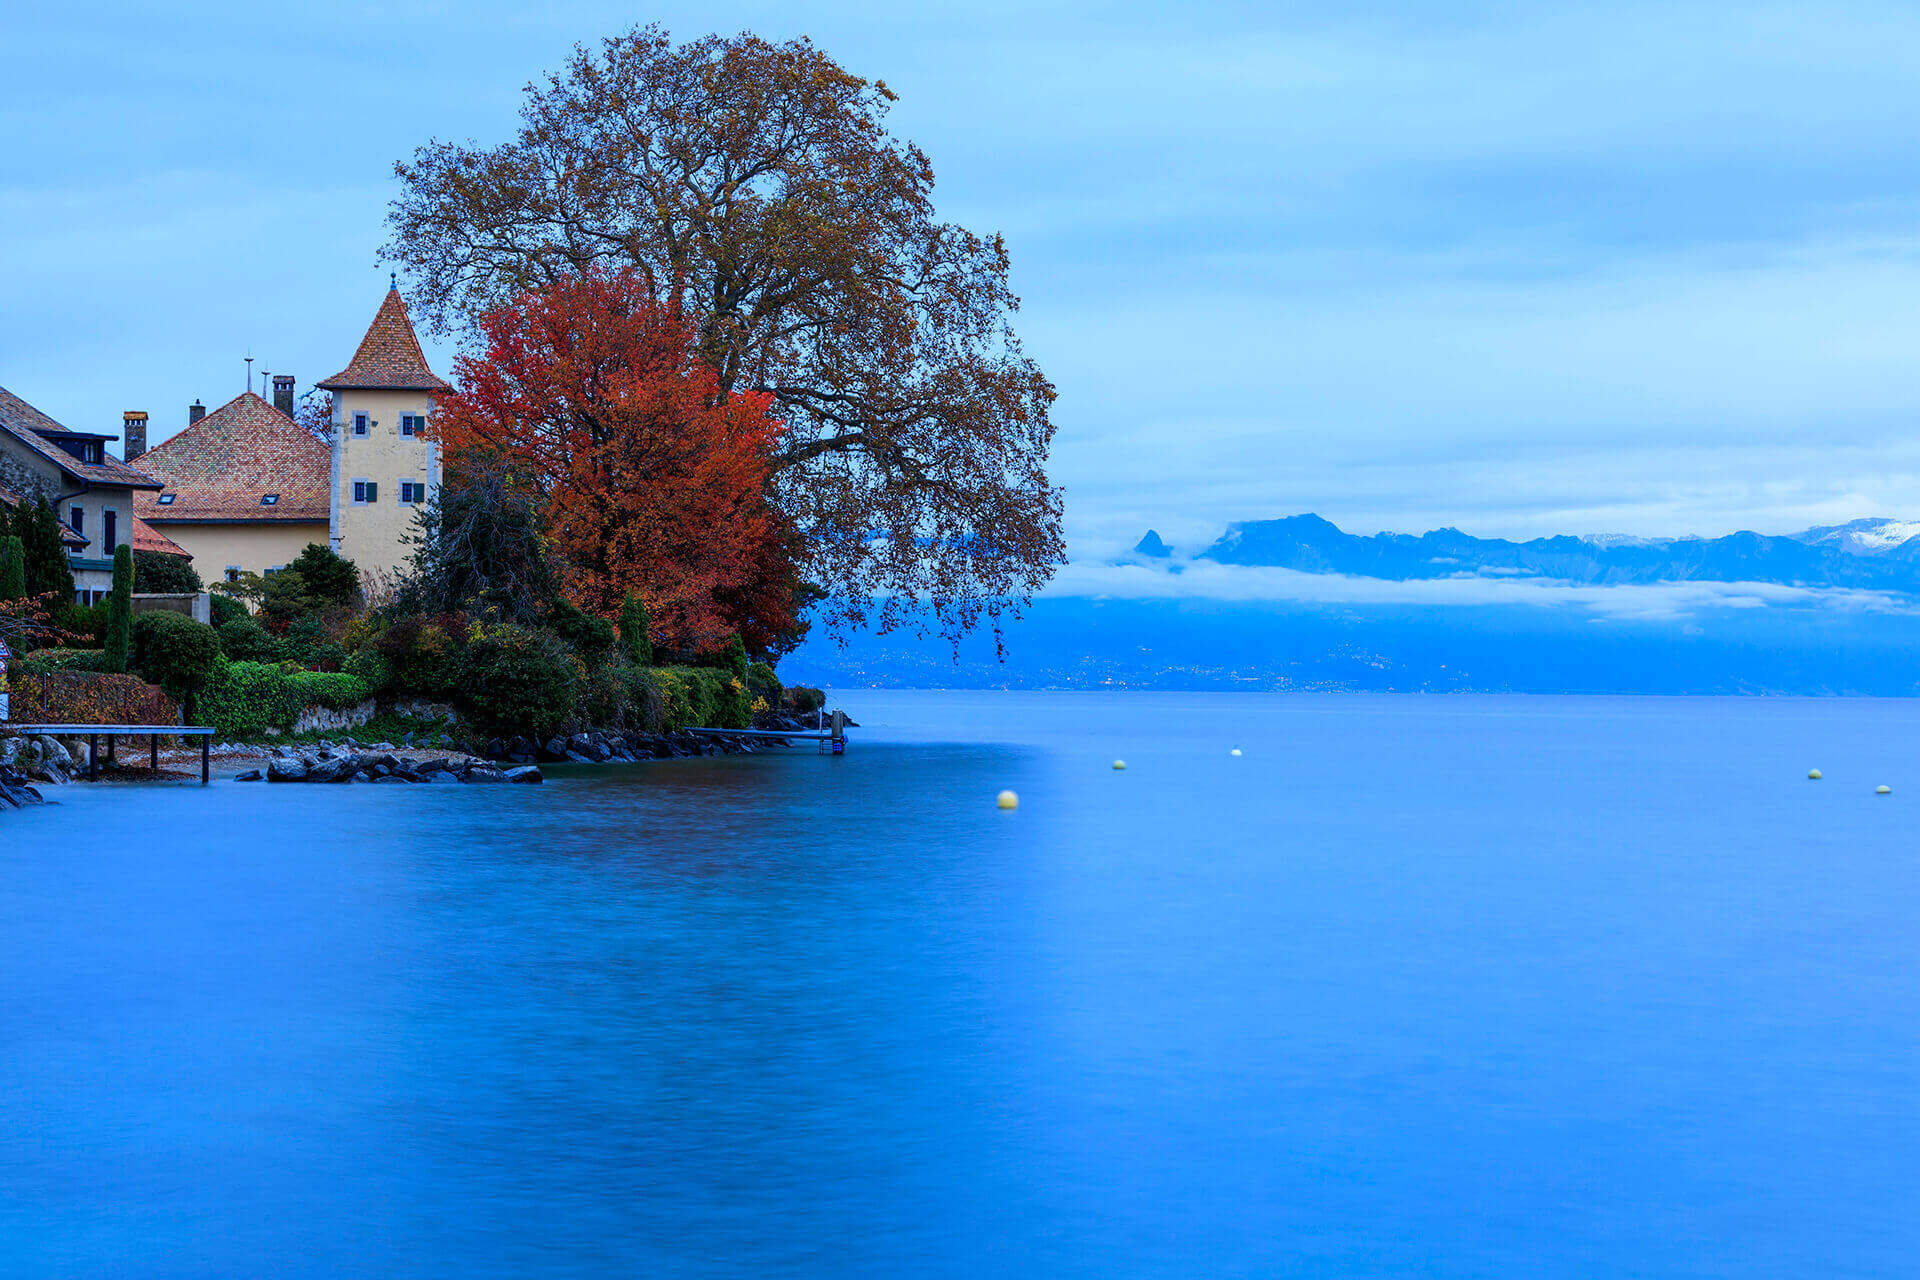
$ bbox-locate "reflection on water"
[3,693,1918,1277]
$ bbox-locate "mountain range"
[1131,515,1920,591]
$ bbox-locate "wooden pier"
[2,724,218,784]
[688,710,849,754]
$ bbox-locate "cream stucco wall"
[329,389,442,581]
[152,521,332,583]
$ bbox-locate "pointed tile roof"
[316,287,452,392]
[133,392,330,523]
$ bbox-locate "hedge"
[22,648,113,672]
[3,669,179,725]
[199,660,371,738]
[645,665,748,732]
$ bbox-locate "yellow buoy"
[996,789,1019,810]
[1230,748,1243,758]
[1877,784,1892,795]
[1808,769,1822,780]
[1112,760,1126,771]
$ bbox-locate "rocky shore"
[1,735,76,792]
[0,762,46,810]
[1,713,829,803]
[239,724,790,786]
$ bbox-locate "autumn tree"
[429,266,786,652]
[385,25,1063,646]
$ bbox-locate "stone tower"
[316,285,451,580]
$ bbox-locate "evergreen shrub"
[451,623,579,739]
[132,550,201,594]
[217,616,280,662]
[209,593,248,627]
[103,545,133,673]
[343,648,395,696]
[131,611,222,704]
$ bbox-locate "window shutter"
[366,481,378,503]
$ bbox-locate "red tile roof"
[131,516,189,557]
[316,288,452,392]
[0,383,163,490]
[133,392,331,523]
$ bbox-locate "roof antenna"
[390,271,398,291]
[244,353,253,394]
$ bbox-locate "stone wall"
[131,592,212,625]
[289,699,378,736]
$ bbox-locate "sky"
[7,0,1920,580]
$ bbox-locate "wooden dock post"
[830,709,847,755]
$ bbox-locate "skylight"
[261,494,280,506]
[157,494,176,505]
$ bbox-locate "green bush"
[747,661,782,709]
[199,661,372,738]
[370,613,465,698]
[545,598,616,664]
[575,663,628,730]
[786,685,826,715]
[58,601,108,646]
[104,545,133,673]
[132,550,201,594]
[618,593,653,666]
[209,593,248,627]
[287,543,359,608]
[645,665,746,731]
[288,669,373,710]
[452,623,579,739]
[0,534,25,601]
[618,668,664,732]
[21,648,112,672]
[131,611,222,705]
[280,615,345,671]
[217,616,281,662]
[343,647,395,696]
[257,570,311,631]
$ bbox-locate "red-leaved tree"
[431,267,786,651]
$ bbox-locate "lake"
[3,692,1917,1277]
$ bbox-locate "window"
[399,480,426,504]
[103,510,117,554]
[156,493,176,506]
[225,567,241,583]
[352,479,378,504]
[264,565,285,576]
[69,506,83,535]
[261,494,279,506]
[352,412,368,437]
[400,412,424,436]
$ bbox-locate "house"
[318,283,449,579]
[0,384,164,603]
[131,391,331,582]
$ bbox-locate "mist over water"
[4,692,1917,1277]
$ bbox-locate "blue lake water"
[3,692,1917,1277]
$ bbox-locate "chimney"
[273,375,296,419]
[123,411,149,461]
[188,399,206,425]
